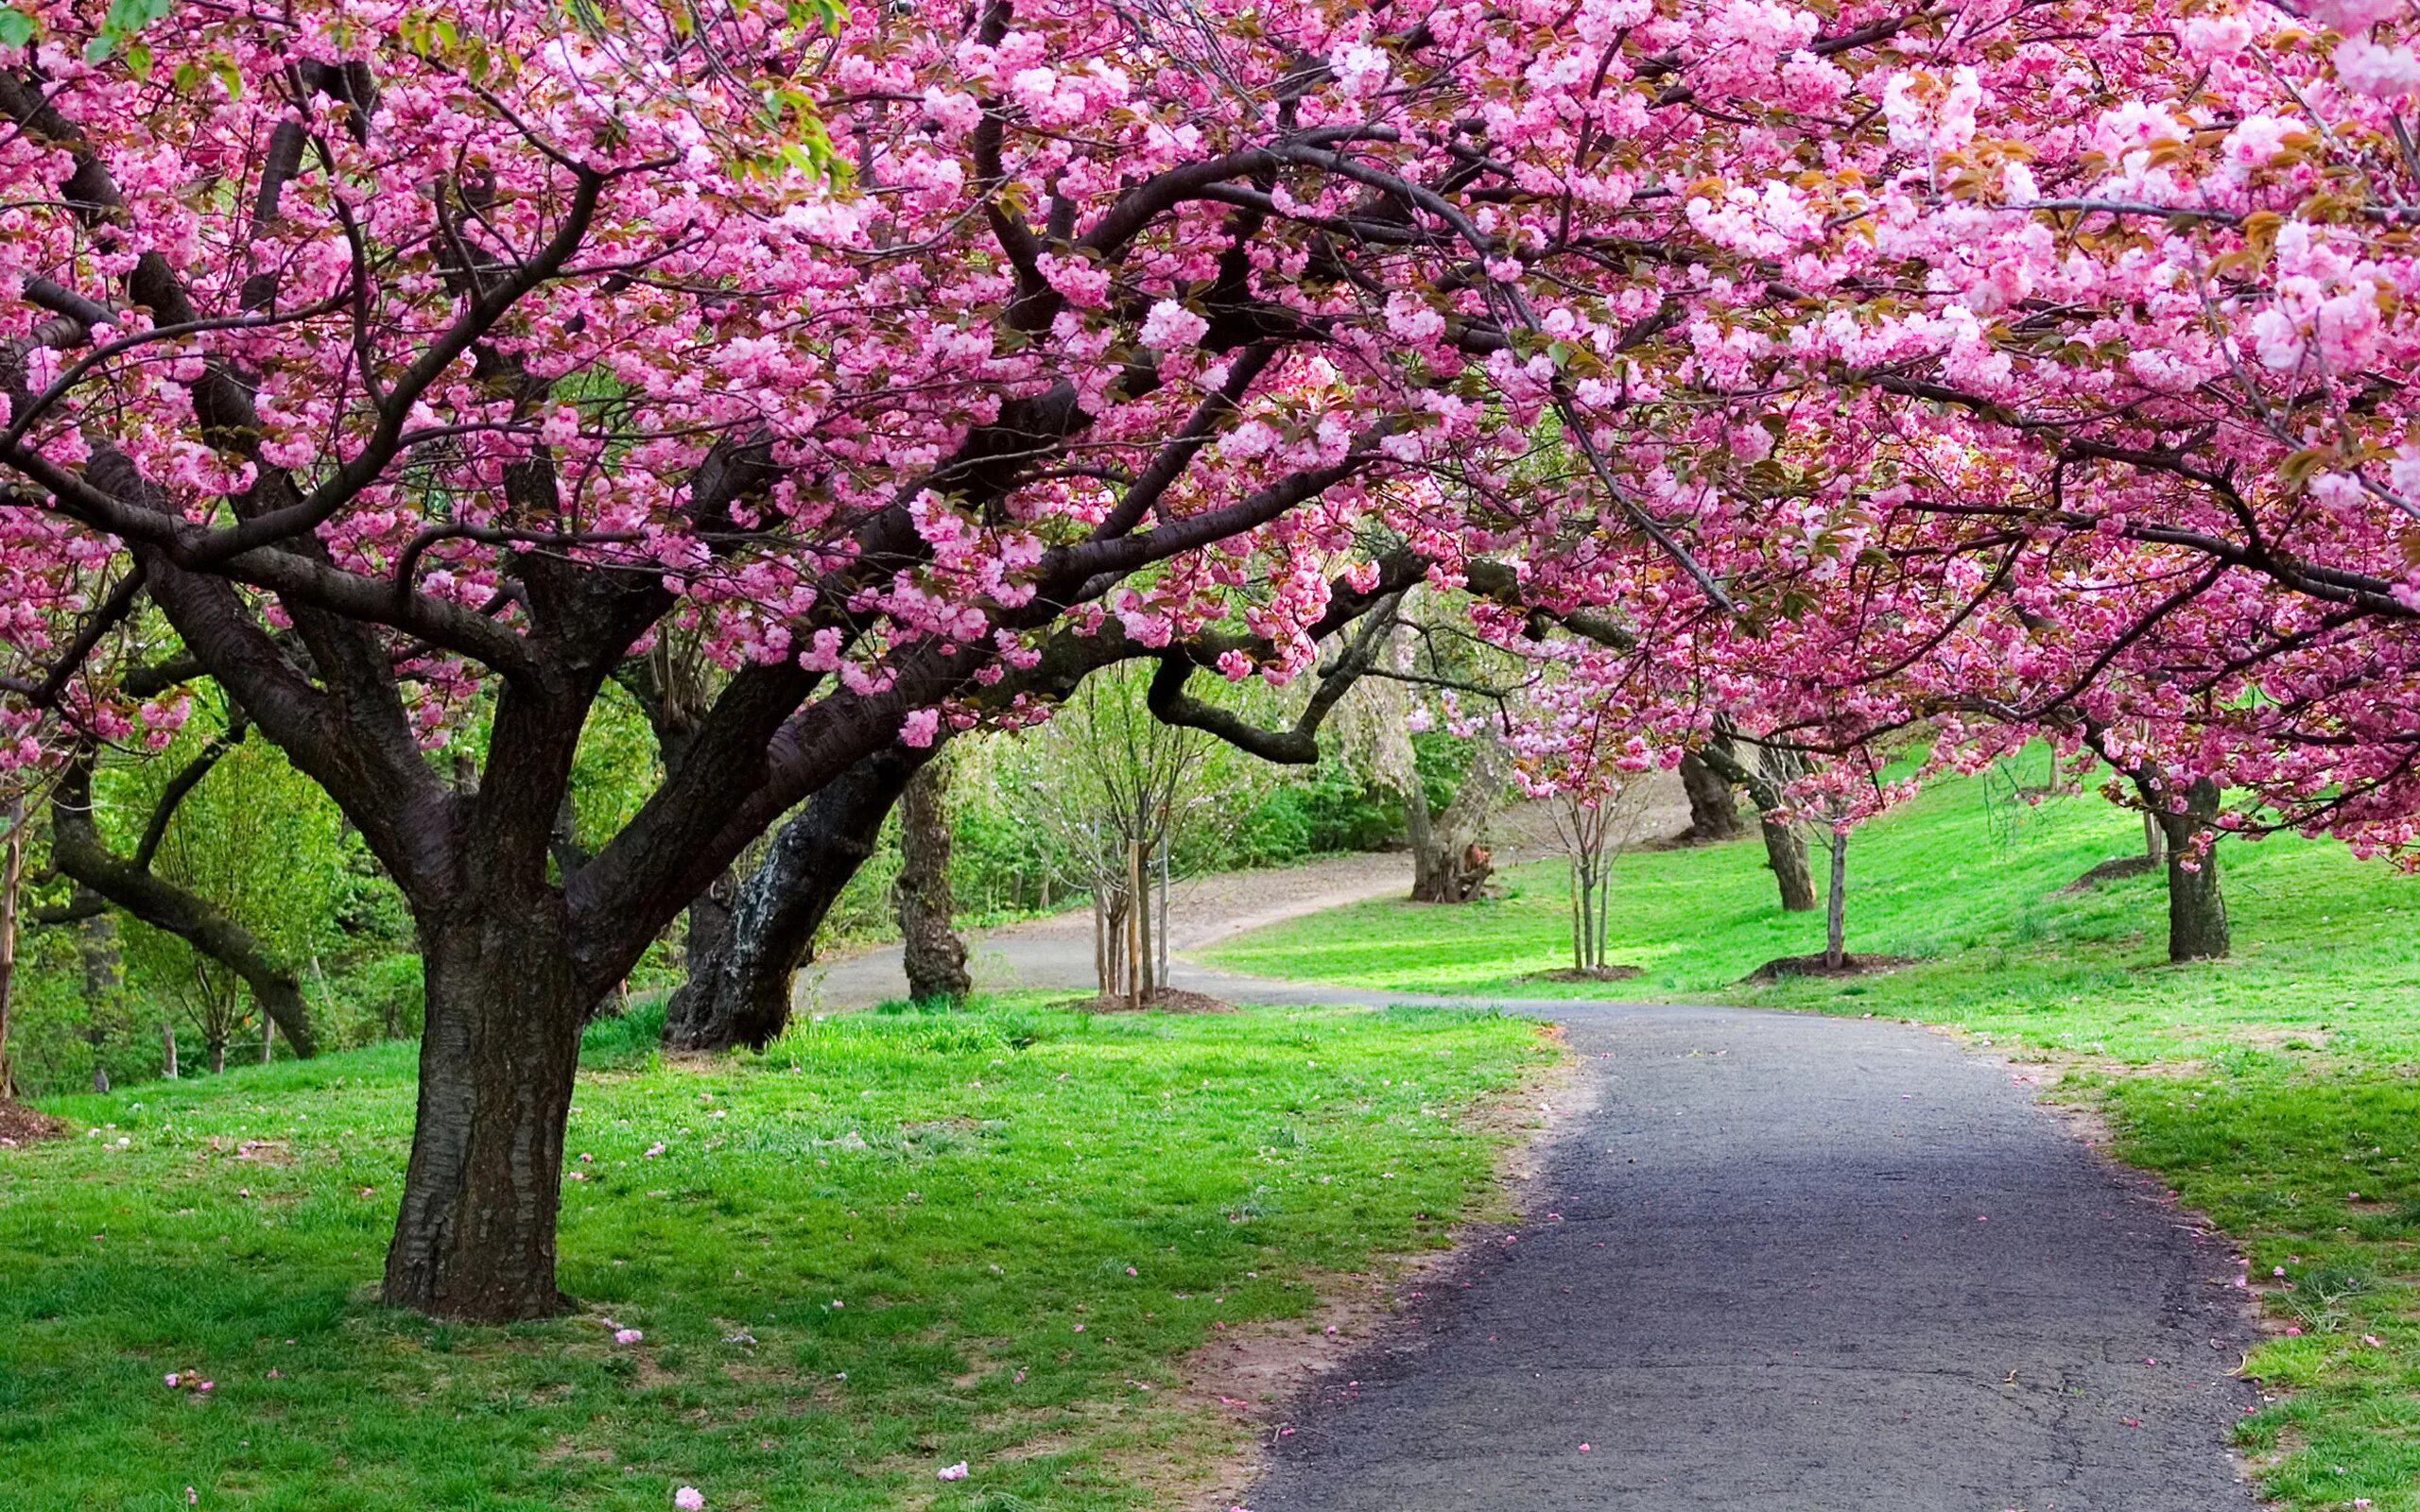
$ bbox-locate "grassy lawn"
[0,997,1548,1511]
[1208,772,2420,1510]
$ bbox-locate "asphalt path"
[1237,988,2261,1512]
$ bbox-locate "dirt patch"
[1742,952,1919,983]
[1172,1022,1582,1510]
[0,1101,70,1147]
[1523,964,1644,984]
[2057,854,2161,894]
[1058,988,1235,1015]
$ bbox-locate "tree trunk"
[1127,837,1144,1007]
[2143,810,2166,864]
[1407,734,1509,902]
[161,1021,177,1079]
[2153,777,2228,962]
[664,747,928,1051]
[262,1007,275,1063]
[894,763,970,1003]
[1762,815,1817,912]
[1677,752,1748,844]
[381,902,587,1321]
[0,794,22,1102]
[207,1034,227,1075]
[1824,828,1849,970]
[660,868,736,1031]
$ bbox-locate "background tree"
[110,733,351,1073]
[893,759,971,1004]
[997,662,1274,1005]
[1550,778,1651,977]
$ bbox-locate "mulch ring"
[1057,988,1236,1015]
[1524,965,1645,984]
[0,1100,72,1148]
[2056,854,2161,894]
[1742,953,1918,984]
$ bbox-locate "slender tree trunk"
[1677,752,1748,844]
[161,1021,177,1079]
[1127,837,1144,1008]
[262,1008,275,1063]
[79,908,120,1087]
[0,794,22,1102]
[1824,828,1849,970]
[2154,777,2229,962]
[895,764,970,1003]
[1404,768,1439,897]
[207,1034,227,1075]
[1569,855,1582,970]
[2143,810,2166,863]
[381,901,586,1321]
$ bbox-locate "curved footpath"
[821,880,2261,1511]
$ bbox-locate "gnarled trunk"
[658,868,736,1034]
[1677,751,1748,844]
[1406,733,1508,903]
[381,898,587,1321]
[665,747,928,1051]
[895,762,970,1003]
[1755,746,1818,913]
[1762,814,1817,912]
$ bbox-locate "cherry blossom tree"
[9,0,2420,1325]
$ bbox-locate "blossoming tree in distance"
[7,0,2420,1318]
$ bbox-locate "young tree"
[1550,780,1651,975]
[0,793,26,1100]
[996,662,1271,1005]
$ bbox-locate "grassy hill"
[0,999,1546,1510]
[1207,768,2420,1063]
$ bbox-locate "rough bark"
[1677,751,1749,844]
[380,899,586,1321]
[1749,746,1820,913]
[657,868,736,1034]
[664,746,931,1051]
[1762,816,1818,912]
[2148,776,2229,962]
[1698,737,1818,912]
[894,762,970,1003]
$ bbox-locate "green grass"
[0,996,1547,1510]
[1209,768,2420,1509]
[1206,772,2420,1063]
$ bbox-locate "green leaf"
[0,8,35,46]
